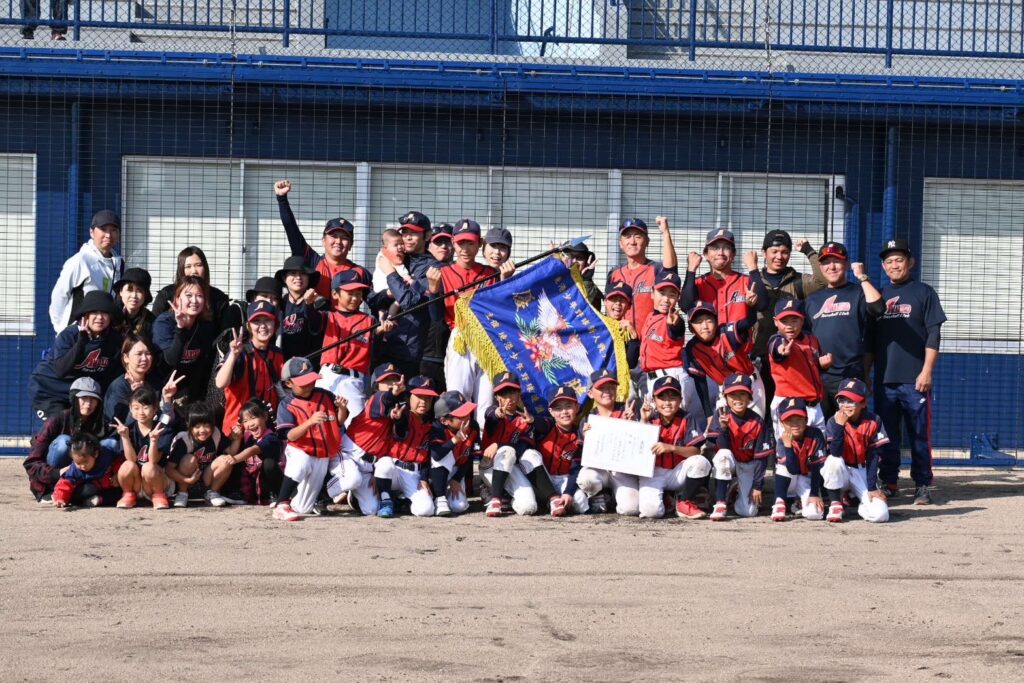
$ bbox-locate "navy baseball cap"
[774,297,805,320]
[331,270,369,292]
[819,241,849,261]
[492,371,522,393]
[879,238,913,259]
[323,217,354,236]
[687,300,717,321]
[722,373,753,396]
[452,219,482,243]
[652,269,681,292]
[408,376,440,398]
[589,368,617,390]
[399,211,431,233]
[247,300,278,323]
[435,390,476,419]
[619,218,648,235]
[762,229,792,250]
[705,228,735,249]
[605,281,633,302]
[430,223,454,243]
[836,378,869,403]
[651,375,682,397]
[91,209,121,230]
[282,357,319,386]
[371,362,403,384]
[547,385,578,408]
[778,398,808,422]
[484,227,512,248]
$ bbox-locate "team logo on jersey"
[282,313,303,333]
[73,349,110,372]
[182,348,202,363]
[729,290,745,304]
[812,294,852,319]
[137,444,149,464]
[647,331,665,343]
[195,446,212,464]
[882,296,912,319]
[634,282,653,294]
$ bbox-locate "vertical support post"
[880,125,899,284]
[282,0,291,47]
[884,0,895,68]
[67,101,81,257]
[72,0,81,41]
[490,0,498,54]
[688,0,698,61]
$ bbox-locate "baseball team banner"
[454,256,630,415]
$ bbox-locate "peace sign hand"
[162,370,185,402]
[745,282,759,308]
[169,301,192,329]
[112,417,130,439]
[227,327,245,355]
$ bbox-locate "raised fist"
[274,180,291,196]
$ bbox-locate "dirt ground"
[1,460,1022,682]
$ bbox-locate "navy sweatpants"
[875,382,933,487]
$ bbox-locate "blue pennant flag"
[454,256,629,415]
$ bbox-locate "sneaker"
[827,502,844,523]
[883,483,899,499]
[173,491,189,508]
[80,494,103,508]
[676,499,707,520]
[205,490,227,507]
[331,491,349,506]
[789,498,803,515]
[37,494,53,505]
[435,496,452,517]
[309,500,330,516]
[377,498,395,518]
[151,493,170,510]
[709,502,728,522]
[485,497,504,517]
[221,492,247,506]
[116,492,137,509]
[549,496,567,518]
[588,492,609,514]
[500,496,513,514]
[771,499,787,522]
[272,502,300,522]
[913,485,933,506]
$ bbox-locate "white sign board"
[581,415,658,478]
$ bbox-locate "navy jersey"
[279,297,324,360]
[871,280,946,384]
[807,282,874,380]
[242,430,283,464]
[128,420,175,465]
[168,429,228,467]
[29,326,124,410]
[152,312,217,402]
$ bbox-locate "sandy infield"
[1,459,1022,682]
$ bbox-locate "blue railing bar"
[688,0,697,61]
[884,0,894,68]
[490,0,498,55]
[72,0,80,41]
[282,0,290,48]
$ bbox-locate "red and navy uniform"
[429,419,480,482]
[685,321,755,386]
[532,416,583,479]
[321,310,374,373]
[768,332,825,402]
[168,429,228,468]
[709,409,775,491]
[778,427,828,496]
[693,271,758,326]
[127,420,175,466]
[607,260,662,333]
[482,406,535,454]
[276,388,342,458]
[238,429,283,503]
[389,413,433,466]
[647,412,705,470]
[346,391,398,457]
[221,345,286,434]
[52,449,123,506]
[438,262,498,329]
[640,311,686,372]
[825,411,890,489]
[280,297,325,360]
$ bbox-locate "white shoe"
[220,494,247,506]
[434,496,452,517]
[38,494,53,505]
[205,490,227,508]
[173,491,189,508]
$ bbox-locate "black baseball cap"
[435,390,476,419]
[371,362,403,384]
[430,223,454,243]
[687,300,717,321]
[589,368,617,390]
[605,281,633,301]
[774,298,806,320]
[275,255,321,289]
[492,371,522,393]
[652,269,681,292]
[705,228,735,249]
[879,238,913,259]
[246,276,281,303]
[399,211,431,233]
[722,373,753,396]
[484,227,512,248]
[246,301,278,323]
[547,385,578,408]
[323,218,354,237]
[408,376,440,398]
[91,210,121,230]
[651,376,682,397]
[778,398,808,421]
[452,219,482,243]
[331,270,369,292]
[836,378,869,403]
[762,229,792,250]
[113,267,152,304]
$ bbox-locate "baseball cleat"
[913,485,933,505]
[709,502,728,522]
[770,499,787,522]
[434,496,452,517]
[676,499,706,520]
[377,499,395,518]
[272,502,300,522]
[485,497,504,517]
[826,502,844,523]
[588,492,609,514]
[883,483,899,499]
[549,496,567,517]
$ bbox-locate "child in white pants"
[773,397,839,522]
[577,369,640,515]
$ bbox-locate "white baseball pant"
[820,456,889,523]
[430,451,471,514]
[373,457,435,517]
[711,449,762,517]
[444,330,493,426]
[549,474,589,514]
[316,366,366,428]
[576,468,641,516]
[327,433,378,515]
[480,445,538,515]
[283,446,334,515]
[638,456,711,518]
[787,474,828,521]
[770,395,825,442]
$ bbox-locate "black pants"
[21,0,69,35]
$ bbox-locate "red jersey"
[608,260,659,332]
[313,261,370,305]
[221,346,285,434]
[321,310,374,373]
[708,410,774,463]
[780,427,828,476]
[276,388,341,458]
[429,420,480,468]
[684,322,754,385]
[389,414,433,464]
[346,391,398,457]
[532,416,582,476]
[648,413,705,469]
[640,311,685,372]
[827,411,890,468]
[482,406,535,450]
[768,332,825,402]
[439,262,498,329]
[695,272,754,326]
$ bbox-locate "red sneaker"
[273,502,300,522]
[485,497,504,517]
[771,499,787,522]
[549,496,567,518]
[827,502,844,523]
[116,492,137,509]
[676,499,707,519]
[709,502,728,522]
[151,492,170,510]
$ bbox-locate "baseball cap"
[604,281,633,302]
[323,217,354,237]
[71,290,120,321]
[762,229,793,251]
[281,357,320,386]
[778,397,808,422]
[651,375,682,397]
[687,300,717,322]
[484,227,512,248]
[879,238,913,259]
[69,377,103,401]
[275,255,321,289]
[113,267,152,304]
[836,378,868,403]
[246,300,278,322]
[705,228,735,249]
[430,223,454,243]
[547,385,578,408]
[331,270,369,292]
[492,371,522,393]
[371,362,402,384]
[434,390,476,419]
[652,269,681,292]
[398,211,431,233]
[452,219,482,243]
[589,368,617,390]
[722,373,753,396]
[774,297,805,320]
[618,218,648,235]
[819,241,849,261]
[91,209,121,230]
[408,376,440,398]
[564,242,592,258]
[245,276,281,303]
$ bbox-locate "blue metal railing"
[1,1,1022,64]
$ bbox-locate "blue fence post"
[688,0,698,61]
[884,0,894,68]
[282,0,291,48]
[490,0,498,54]
[72,0,81,42]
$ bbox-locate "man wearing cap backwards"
[805,241,884,418]
[49,209,125,335]
[867,238,946,505]
[607,216,679,334]
[681,228,768,327]
[274,180,370,306]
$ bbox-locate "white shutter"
[621,171,720,267]
[0,154,36,334]
[922,178,1023,347]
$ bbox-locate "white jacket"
[48,241,124,334]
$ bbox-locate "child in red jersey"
[638,269,701,416]
[577,369,638,515]
[524,385,588,516]
[385,376,445,514]
[638,376,711,519]
[681,229,768,326]
[822,379,890,523]
[427,391,481,518]
[775,397,836,522]
[215,301,285,435]
[706,373,776,521]
[480,371,539,518]
[767,298,832,441]
[272,357,348,521]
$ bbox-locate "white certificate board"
[581,415,658,478]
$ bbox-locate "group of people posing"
[24,178,946,524]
